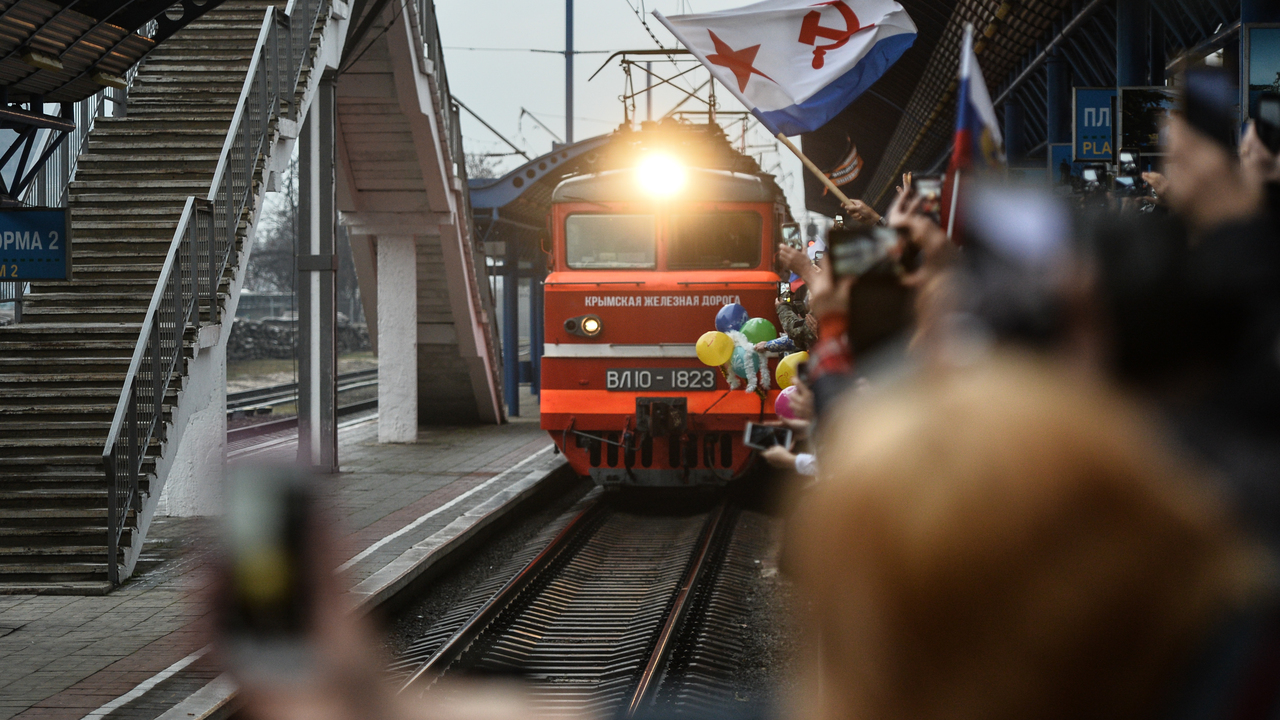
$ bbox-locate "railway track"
[392,495,770,718]
[226,369,378,443]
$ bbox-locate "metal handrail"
[413,0,500,378]
[100,0,328,585]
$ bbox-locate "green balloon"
[740,317,778,345]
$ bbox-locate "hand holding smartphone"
[217,465,321,681]
[743,422,793,451]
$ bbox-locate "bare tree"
[245,154,299,296]
[466,152,505,180]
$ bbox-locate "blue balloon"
[715,303,749,333]
[730,345,759,378]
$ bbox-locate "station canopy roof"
[0,0,222,103]
[804,0,1240,214]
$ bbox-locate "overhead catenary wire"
[453,96,533,161]
[444,46,612,54]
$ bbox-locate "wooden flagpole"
[774,132,851,205]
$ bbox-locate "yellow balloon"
[775,351,809,389]
[695,331,734,367]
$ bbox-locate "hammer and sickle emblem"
[798,1,875,69]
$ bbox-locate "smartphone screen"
[218,465,318,678]
[743,422,792,450]
[912,175,943,215]
[781,222,802,249]
[830,226,896,278]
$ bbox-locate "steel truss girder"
[0,103,73,204]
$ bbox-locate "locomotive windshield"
[667,212,762,270]
[565,214,656,269]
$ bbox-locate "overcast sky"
[435,0,812,220]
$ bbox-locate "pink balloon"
[774,385,799,420]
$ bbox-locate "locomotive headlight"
[565,314,603,338]
[636,154,686,197]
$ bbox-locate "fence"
[101,0,327,585]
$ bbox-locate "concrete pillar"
[503,236,519,417]
[530,254,544,397]
[1046,52,1072,144]
[378,234,418,442]
[1149,21,1164,86]
[1116,0,1150,86]
[1004,101,1025,163]
[297,72,337,471]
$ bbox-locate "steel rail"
[625,502,730,718]
[397,498,608,693]
[227,368,378,413]
[226,397,378,444]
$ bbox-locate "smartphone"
[780,222,802,249]
[743,422,793,451]
[1257,93,1280,154]
[217,465,320,679]
[829,225,897,278]
[778,281,792,303]
[911,174,944,215]
[1182,66,1237,150]
[1081,167,1099,183]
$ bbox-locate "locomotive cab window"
[565,214,656,269]
[667,212,762,270]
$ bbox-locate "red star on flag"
[705,30,774,92]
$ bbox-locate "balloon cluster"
[694,303,777,394]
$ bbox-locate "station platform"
[0,391,566,720]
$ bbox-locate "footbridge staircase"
[0,0,337,593]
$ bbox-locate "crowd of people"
[755,98,1280,717]
[218,81,1279,720]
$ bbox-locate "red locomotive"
[539,127,789,487]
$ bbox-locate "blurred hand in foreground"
[807,256,855,319]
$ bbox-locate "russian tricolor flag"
[654,1,917,137]
[942,24,1004,234]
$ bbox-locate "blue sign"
[1074,88,1116,161]
[0,208,70,281]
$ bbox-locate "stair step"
[0,489,107,503]
[0,507,110,519]
[21,292,155,303]
[0,387,167,401]
[0,581,113,595]
[0,421,113,438]
[0,358,132,372]
[0,545,109,555]
[0,408,129,420]
[75,153,221,165]
[0,373,127,383]
[0,565,111,585]
[0,322,142,335]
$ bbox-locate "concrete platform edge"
[140,451,572,720]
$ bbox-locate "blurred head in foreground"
[787,352,1267,720]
